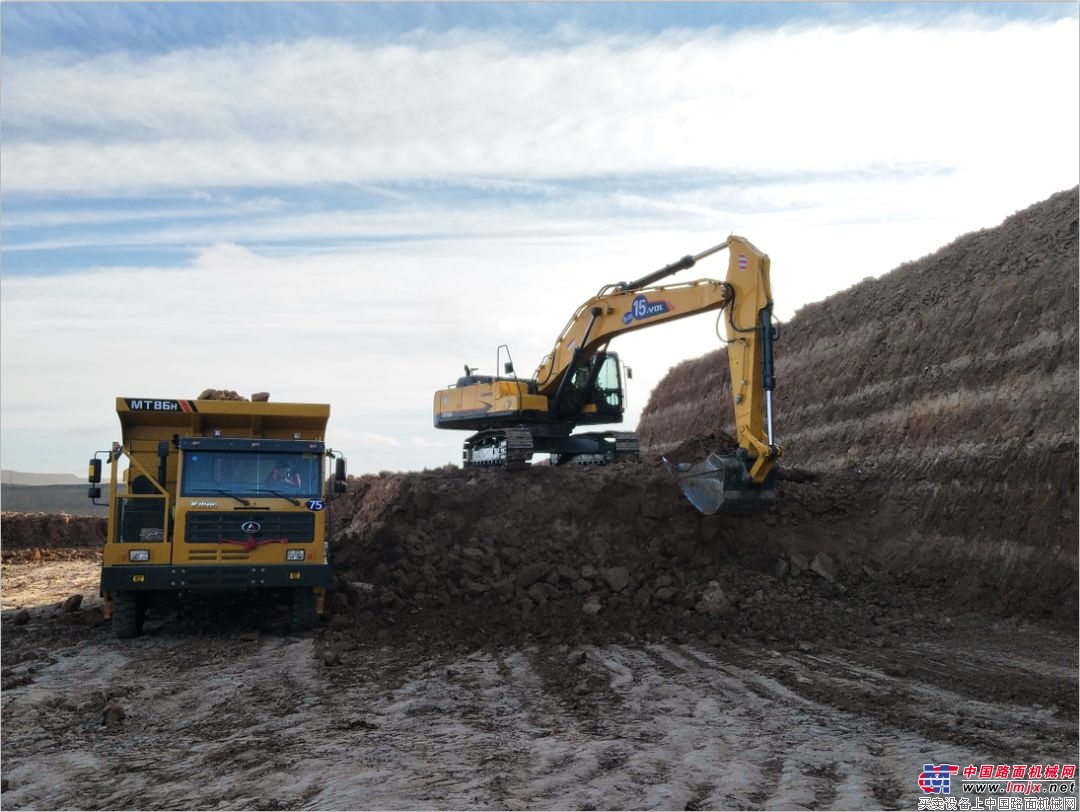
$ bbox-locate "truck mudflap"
[100,563,331,591]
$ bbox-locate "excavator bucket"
[664,451,778,514]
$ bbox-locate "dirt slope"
[641,187,1079,620]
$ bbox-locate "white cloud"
[357,432,402,449]
[3,20,1076,194]
[410,435,445,449]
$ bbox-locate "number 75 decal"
[306,499,325,511]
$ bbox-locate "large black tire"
[112,592,142,639]
[289,588,316,633]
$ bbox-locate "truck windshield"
[181,451,321,499]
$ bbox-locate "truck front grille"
[187,548,252,562]
[184,512,316,544]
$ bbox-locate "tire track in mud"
[1,633,331,811]
[745,639,1077,763]
[635,642,851,809]
[3,624,1076,810]
[298,645,600,810]
[600,640,1036,811]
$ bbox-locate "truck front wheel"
[111,592,145,639]
[289,588,316,633]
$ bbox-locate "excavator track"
[611,431,640,463]
[550,431,641,466]
[463,428,534,469]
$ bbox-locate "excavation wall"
[640,188,1079,618]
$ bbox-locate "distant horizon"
[1,470,87,486]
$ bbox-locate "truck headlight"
[286,549,305,561]
[128,549,150,562]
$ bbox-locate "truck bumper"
[100,563,331,592]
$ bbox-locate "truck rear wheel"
[289,588,316,633]
[112,592,144,639]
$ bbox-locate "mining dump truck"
[88,395,347,638]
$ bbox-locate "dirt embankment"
[324,462,931,650]
[641,187,1079,621]
[315,189,1079,638]
[1,513,105,561]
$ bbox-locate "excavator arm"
[661,235,781,512]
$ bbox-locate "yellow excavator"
[432,235,781,513]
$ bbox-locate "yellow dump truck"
[88,395,347,638]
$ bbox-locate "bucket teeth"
[664,451,778,514]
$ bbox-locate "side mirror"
[88,485,101,500]
[625,366,633,380]
[504,361,514,374]
[88,458,102,484]
[334,457,347,492]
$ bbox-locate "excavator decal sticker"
[622,294,675,325]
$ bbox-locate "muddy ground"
[2,546,1077,811]
[2,189,1078,810]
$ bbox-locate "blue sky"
[2,2,1078,476]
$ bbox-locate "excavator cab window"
[558,351,625,417]
[591,352,624,414]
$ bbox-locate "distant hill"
[1,484,111,517]
[1,470,84,486]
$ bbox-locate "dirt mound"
[325,462,972,656]
[1,513,106,560]
[654,431,739,463]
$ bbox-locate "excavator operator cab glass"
[591,352,624,414]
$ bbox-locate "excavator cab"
[555,351,625,422]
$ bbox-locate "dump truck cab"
[89,396,347,638]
